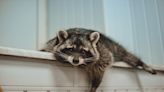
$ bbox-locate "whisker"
[54,51,69,60]
[84,57,96,62]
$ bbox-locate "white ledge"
[0,46,55,60]
[0,46,164,71]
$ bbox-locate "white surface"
[47,0,105,39]
[0,55,164,92]
[0,46,55,60]
[103,0,164,65]
[0,0,37,50]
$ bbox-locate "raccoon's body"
[42,28,156,92]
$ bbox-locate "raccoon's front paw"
[146,68,157,75]
[149,69,157,75]
[143,66,157,75]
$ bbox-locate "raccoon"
[42,28,156,92]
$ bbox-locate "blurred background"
[0,0,164,65]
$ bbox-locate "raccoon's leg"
[87,65,105,92]
[136,60,156,74]
[123,54,157,74]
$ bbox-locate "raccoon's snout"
[71,56,86,66]
[73,59,79,64]
[73,56,80,64]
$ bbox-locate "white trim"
[1,85,164,91]
[37,0,48,50]
[0,46,55,60]
[0,46,164,71]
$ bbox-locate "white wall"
[103,0,164,65]
[0,0,38,50]
[47,0,105,39]
[0,55,164,92]
[103,0,134,52]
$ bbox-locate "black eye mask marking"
[61,47,93,58]
[80,49,93,58]
[61,48,74,54]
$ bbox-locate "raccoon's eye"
[68,48,73,51]
[61,48,73,53]
[80,49,93,57]
[81,49,86,54]
[65,48,73,51]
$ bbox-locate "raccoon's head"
[53,29,100,66]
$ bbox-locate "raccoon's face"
[53,30,100,66]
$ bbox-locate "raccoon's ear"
[57,30,68,42]
[89,32,100,44]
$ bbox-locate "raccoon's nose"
[73,59,79,64]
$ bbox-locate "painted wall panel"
[0,57,74,87]
[130,0,164,65]
[48,0,105,39]
[129,0,151,64]
[0,56,164,92]
[144,0,164,65]
[138,71,164,87]
[104,0,164,65]
[156,0,164,65]
[103,0,134,52]
[0,0,37,50]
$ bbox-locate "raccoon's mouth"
[54,51,94,66]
